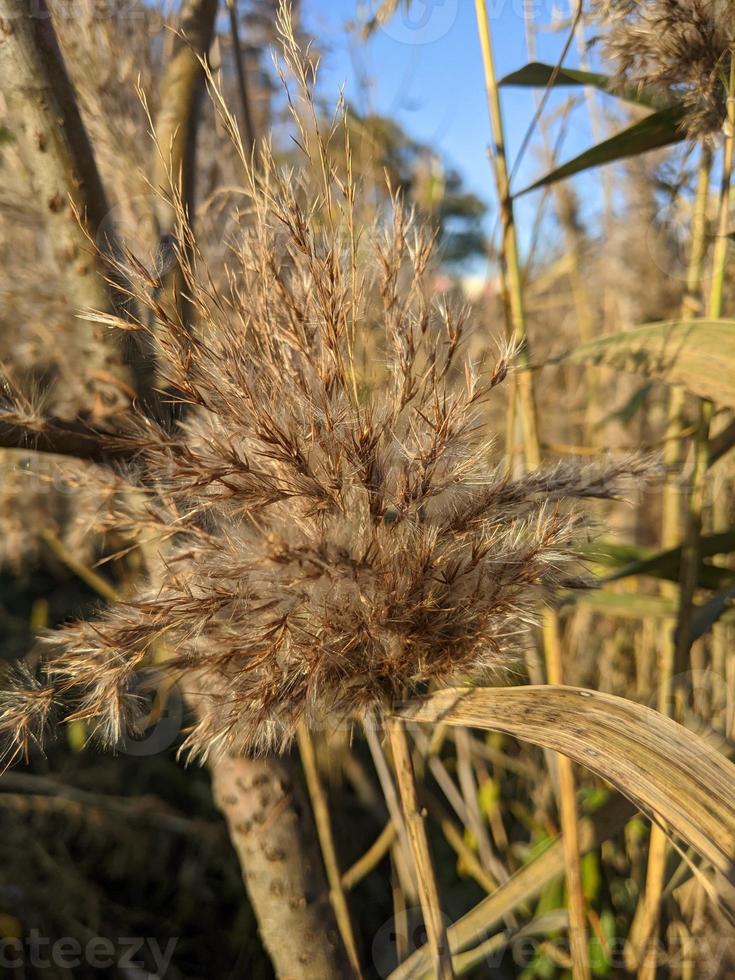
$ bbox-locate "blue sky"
[301,0,611,266]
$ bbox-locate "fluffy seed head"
[0,18,653,761]
[592,0,735,138]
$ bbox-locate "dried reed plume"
[0,14,651,763]
[592,0,735,137]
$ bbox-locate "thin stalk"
[40,529,119,604]
[474,0,540,465]
[711,448,733,732]
[556,186,601,439]
[386,719,455,980]
[672,57,735,682]
[631,144,713,977]
[455,727,511,892]
[342,821,397,891]
[474,3,590,975]
[297,723,362,976]
[391,859,410,967]
[364,722,418,902]
[522,3,599,439]
[226,0,257,156]
[411,726,471,826]
[151,0,217,357]
[709,63,735,744]
[541,614,589,978]
[659,145,713,552]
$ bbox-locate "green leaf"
[478,776,500,817]
[499,62,672,111]
[562,587,735,627]
[548,318,735,407]
[562,590,677,620]
[690,584,735,643]
[581,851,601,904]
[589,908,616,976]
[536,875,565,916]
[516,106,687,196]
[599,383,653,427]
[589,533,735,591]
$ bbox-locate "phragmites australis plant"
[0,24,650,768]
[592,0,735,137]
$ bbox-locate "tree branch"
[0,0,155,409]
[210,752,356,980]
[0,417,133,465]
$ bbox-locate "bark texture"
[151,0,218,378]
[153,0,218,233]
[0,0,152,412]
[210,752,354,980]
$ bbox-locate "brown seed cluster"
[592,0,735,138]
[0,34,651,762]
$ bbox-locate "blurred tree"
[341,108,488,265]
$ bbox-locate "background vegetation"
[0,1,734,978]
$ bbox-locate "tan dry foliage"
[0,26,651,760]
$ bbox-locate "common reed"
[0,43,649,766]
[592,0,735,137]
[4,6,731,976]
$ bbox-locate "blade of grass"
[590,530,735,590]
[516,105,688,196]
[545,318,735,408]
[430,912,569,980]
[499,61,672,110]
[394,686,735,881]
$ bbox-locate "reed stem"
[632,143,713,977]
[297,723,362,976]
[474,3,590,975]
[636,51,734,980]
[672,55,735,685]
[387,718,455,980]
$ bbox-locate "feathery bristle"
[592,0,735,138]
[0,25,654,761]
